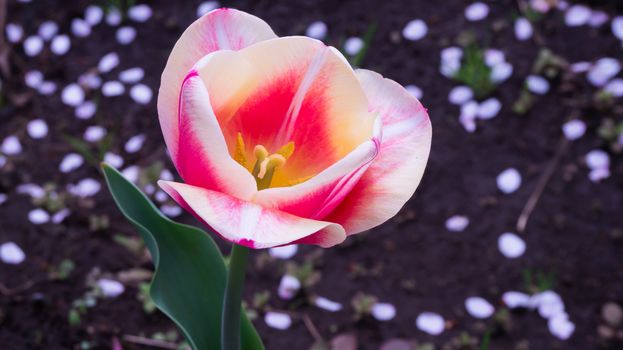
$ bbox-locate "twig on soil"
[516,137,569,233]
[0,280,36,296]
[0,0,11,78]
[121,334,182,350]
[302,314,325,344]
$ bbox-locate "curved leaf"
[101,163,263,350]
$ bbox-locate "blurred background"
[1,0,623,349]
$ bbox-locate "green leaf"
[101,163,263,350]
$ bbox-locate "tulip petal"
[176,71,257,199]
[159,181,346,249]
[253,118,381,220]
[194,37,376,184]
[158,9,277,161]
[324,69,432,235]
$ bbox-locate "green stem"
[221,243,249,350]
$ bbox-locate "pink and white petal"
[158,8,277,160]
[207,37,376,182]
[253,118,381,220]
[176,70,257,200]
[158,180,346,248]
[323,69,432,235]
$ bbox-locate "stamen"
[233,132,247,167]
[276,141,295,160]
[257,154,286,179]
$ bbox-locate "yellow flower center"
[234,132,295,190]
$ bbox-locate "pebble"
[402,19,428,41]
[496,168,521,194]
[128,4,152,22]
[23,35,44,57]
[102,81,125,97]
[416,312,445,335]
[84,126,107,142]
[130,84,153,104]
[161,204,182,217]
[526,75,550,94]
[1,136,22,155]
[27,119,48,139]
[502,291,531,308]
[125,134,146,153]
[587,58,620,87]
[515,17,533,41]
[62,84,85,107]
[344,37,364,56]
[71,18,91,37]
[104,152,124,169]
[85,5,104,26]
[75,101,97,119]
[278,275,301,300]
[97,278,125,297]
[498,232,526,258]
[59,153,84,173]
[477,98,501,119]
[371,302,396,321]
[613,16,623,41]
[51,35,71,55]
[38,21,58,41]
[585,150,610,169]
[0,242,26,265]
[98,52,120,73]
[67,178,101,198]
[264,312,291,330]
[306,21,328,40]
[449,86,473,105]
[537,291,565,319]
[197,1,220,17]
[28,208,50,224]
[548,313,575,340]
[465,2,489,21]
[565,5,591,27]
[314,297,343,312]
[0,242,26,264]
[445,215,469,232]
[268,245,298,259]
[116,26,136,45]
[562,120,586,141]
[119,67,144,84]
[6,23,23,43]
[405,84,423,100]
[465,297,495,319]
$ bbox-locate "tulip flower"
[157,8,432,250]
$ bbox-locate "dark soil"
[1,0,622,349]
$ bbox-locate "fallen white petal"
[119,67,144,84]
[465,2,489,21]
[502,291,531,308]
[416,312,445,335]
[28,208,50,224]
[23,36,43,57]
[515,17,533,41]
[71,18,91,37]
[98,52,120,73]
[497,168,521,194]
[61,84,85,107]
[268,245,298,259]
[445,215,469,232]
[403,19,428,41]
[116,26,136,45]
[477,98,501,120]
[197,1,220,18]
[565,5,591,27]
[27,119,48,139]
[128,4,152,22]
[125,134,146,153]
[59,153,84,173]
[0,242,26,264]
[465,297,495,319]
[585,149,610,169]
[526,75,550,95]
[449,86,473,105]
[85,5,104,26]
[1,136,22,155]
[562,120,586,141]
[314,296,343,312]
[264,312,292,330]
[67,178,101,198]
[306,21,328,40]
[344,37,364,56]
[498,232,526,258]
[84,126,107,142]
[129,84,153,105]
[51,35,71,55]
[102,81,125,97]
[97,278,125,297]
[278,275,301,300]
[38,21,58,41]
[372,302,396,321]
